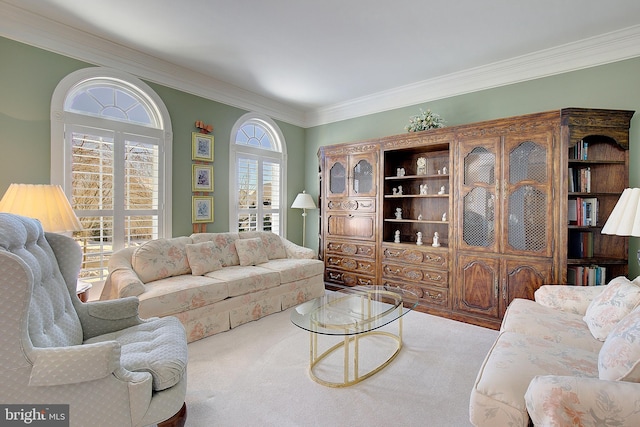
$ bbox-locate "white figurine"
[437,169,442,175]
[438,185,445,195]
[397,168,402,177]
[397,185,403,195]
[416,157,427,175]
[417,213,423,221]
[432,232,440,247]
[420,184,428,195]
[442,166,448,175]
[442,212,447,221]
[395,207,403,219]
[416,232,423,246]
[394,230,400,243]
[400,168,406,176]
[392,187,397,195]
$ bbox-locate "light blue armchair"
[0,213,188,427]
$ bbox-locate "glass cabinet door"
[352,158,373,195]
[503,134,553,257]
[458,139,500,253]
[327,157,347,197]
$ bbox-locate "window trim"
[229,112,288,236]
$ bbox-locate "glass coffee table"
[290,285,418,387]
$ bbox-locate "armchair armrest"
[534,284,606,315]
[76,297,144,340]
[29,341,121,386]
[525,375,640,426]
[281,237,316,259]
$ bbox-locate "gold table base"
[308,311,403,388]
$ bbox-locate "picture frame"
[192,132,214,162]
[192,164,214,192]
[192,196,214,223]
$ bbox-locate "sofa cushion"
[85,316,187,391]
[471,331,599,427]
[259,258,324,284]
[584,277,640,341]
[185,241,223,275]
[599,306,640,382]
[137,274,229,318]
[501,298,602,353]
[235,237,269,266]
[190,232,240,266]
[132,237,192,283]
[240,231,287,260]
[205,265,280,297]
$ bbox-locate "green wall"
[2,35,640,276]
[306,57,640,277]
[0,37,308,243]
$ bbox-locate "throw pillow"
[185,241,223,275]
[240,231,287,260]
[599,306,640,382]
[584,277,640,341]
[235,237,269,266]
[132,237,192,283]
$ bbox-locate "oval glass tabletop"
[290,285,419,336]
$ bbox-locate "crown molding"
[305,24,640,127]
[2,2,640,129]
[0,1,306,127]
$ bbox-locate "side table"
[76,280,92,303]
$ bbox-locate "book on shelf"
[568,230,594,258]
[568,197,598,226]
[569,140,589,160]
[568,167,591,193]
[567,265,606,286]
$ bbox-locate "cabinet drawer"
[382,245,448,269]
[326,198,376,213]
[326,255,376,275]
[326,240,376,259]
[327,214,376,241]
[383,280,450,308]
[325,269,375,287]
[382,262,448,288]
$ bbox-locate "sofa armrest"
[534,284,606,315]
[29,341,121,386]
[525,375,640,426]
[281,237,316,259]
[76,297,144,340]
[101,247,145,300]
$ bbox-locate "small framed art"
[192,132,214,162]
[192,164,214,192]
[192,196,214,223]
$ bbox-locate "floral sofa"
[102,231,325,342]
[470,276,640,426]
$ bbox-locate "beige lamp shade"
[601,188,640,237]
[291,191,317,210]
[291,190,316,247]
[0,184,82,233]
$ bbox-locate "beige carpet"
[185,303,498,427]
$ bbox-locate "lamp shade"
[601,188,640,236]
[291,191,316,210]
[0,184,82,233]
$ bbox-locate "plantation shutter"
[235,154,281,233]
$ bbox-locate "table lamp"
[601,188,640,265]
[291,190,316,247]
[0,183,82,233]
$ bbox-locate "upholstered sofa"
[470,276,640,426]
[102,231,325,342]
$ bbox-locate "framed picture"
[192,132,214,162]
[192,196,214,223]
[192,164,214,192]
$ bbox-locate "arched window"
[51,67,172,283]
[229,113,287,235]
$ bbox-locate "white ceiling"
[2,0,640,127]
